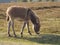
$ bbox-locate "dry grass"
[0,2,60,45]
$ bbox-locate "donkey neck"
[29,11,37,24]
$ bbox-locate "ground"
[0,2,60,45]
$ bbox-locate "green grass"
[0,32,60,45]
[0,16,60,45]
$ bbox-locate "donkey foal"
[6,6,40,37]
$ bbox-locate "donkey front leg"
[11,20,16,37]
[21,21,26,37]
[7,20,11,37]
[27,21,32,35]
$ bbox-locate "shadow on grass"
[16,34,60,44]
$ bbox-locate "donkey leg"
[7,20,11,37]
[21,21,26,37]
[11,20,16,37]
[27,21,32,35]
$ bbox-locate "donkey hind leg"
[27,21,32,35]
[7,20,11,37]
[11,20,16,37]
[21,21,26,37]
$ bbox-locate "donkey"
[6,6,40,37]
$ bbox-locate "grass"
[0,2,60,45]
[0,32,60,45]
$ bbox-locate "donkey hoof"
[28,31,32,35]
[21,35,23,37]
[21,32,23,35]
[14,35,17,37]
[36,32,40,35]
[29,33,32,35]
[8,35,12,37]
[20,32,23,37]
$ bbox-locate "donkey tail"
[6,16,9,21]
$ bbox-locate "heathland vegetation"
[0,2,60,45]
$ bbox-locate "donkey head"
[34,17,40,34]
[28,8,40,35]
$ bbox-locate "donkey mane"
[28,9,39,25]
